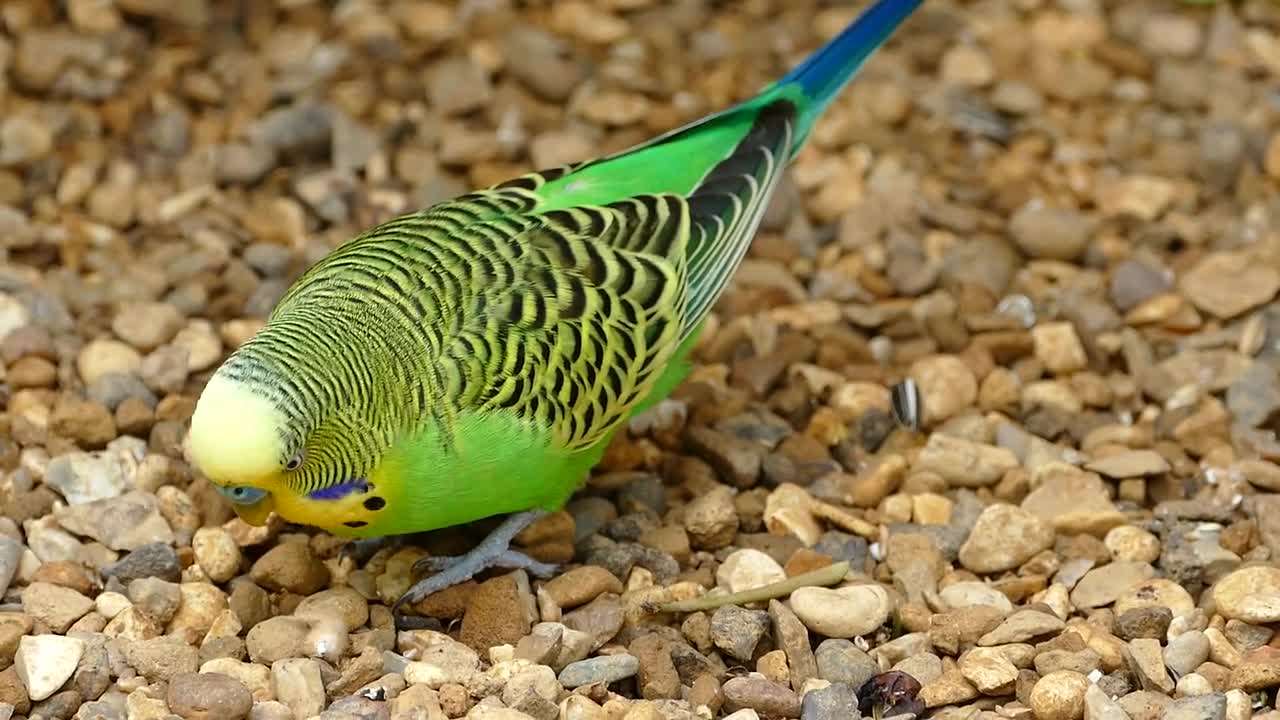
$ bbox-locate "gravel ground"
[2,1,1280,719]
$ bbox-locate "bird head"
[188,370,295,526]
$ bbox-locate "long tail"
[771,0,923,145]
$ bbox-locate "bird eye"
[285,453,304,471]
[217,485,268,506]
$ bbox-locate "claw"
[338,536,404,567]
[391,510,560,629]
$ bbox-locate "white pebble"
[790,584,892,638]
[715,549,785,594]
[15,634,85,701]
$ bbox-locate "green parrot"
[188,0,923,623]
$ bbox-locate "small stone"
[709,606,770,662]
[103,542,181,583]
[799,682,859,720]
[716,549,785,593]
[940,43,995,86]
[914,434,1019,488]
[1115,579,1195,619]
[1083,684,1128,720]
[54,491,175,551]
[814,639,879,688]
[245,617,309,666]
[1086,450,1171,479]
[1165,631,1211,678]
[249,541,329,595]
[936,582,1013,613]
[958,504,1054,574]
[769,599,817,692]
[630,634,679,700]
[683,486,738,550]
[1213,566,1280,623]
[294,587,369,633]
[721,676,801,718]
[1115,607,1173,641]
[908,355,978,425]
[1032,322,1089,375]
[1009,204,1094,261]
[192,527,241,583]
[128,577,182,625]
[459,574,531,654]
[271,658,326,720]
[959,647,1018,695]
[126,636,199,682]
[1105,526,1162,563]
[1229,646,1280,691]
[112,302,184,351]
[541,567,623,610]
[14,635,84,702]
[167,672,253,720]
[1070,561,1156,610]
[77,340,143,386]
[427,57,493,116]
[978,610,1065,645]
[21,582,94,633]
[1028,670,1089,720]
[1180,252,1280,319]
[561,594,624,651]
[1127,638,1174,694]
[789,584,891,638]
[687,428,763,488]
[558,654,639,688]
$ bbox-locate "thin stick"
[649,561,850,613]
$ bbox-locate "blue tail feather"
[778,0,923,120]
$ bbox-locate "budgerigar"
[188,0,923,624]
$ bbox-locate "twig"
[650,561,850,613]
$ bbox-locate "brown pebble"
[458,574,531,654]
[541,566,624,610]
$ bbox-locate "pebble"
[1179,251,1280,319]
[1105,526,1162,564]
[1070,561,1156,610]
[112,302,184,351]
[1212,565,1280,623]
[43,446,142,505]
[722,676,801,718]
[1083,684,1129,720]
[937,581,1013,613]
[814,639,879,688]
[167,672,253,720]
[1028,670,1089,720]
[540,566,623,609]
[1009,204,1094,261]
[914,434,1018,488]
[1165,631,1211,678]
[958,504,1054,574]
[14,635,84,702]
[271,658,326,719]
[558,654,639,688]
[22,582,94,633]
[789,584,891,638]
[192,527,242,583]
[958,647,1018,695]
[53,490,175,551]
[709,606,770,662]
[249,541,329,595]
[683,486,738,550]
[77,340,143,386]
[908,355,978,425]
[979,610,1065,645]
[715,549,785,593]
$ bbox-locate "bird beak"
[234,494,276,526]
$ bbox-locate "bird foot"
[391,510,559,629]
[338,536,406,567]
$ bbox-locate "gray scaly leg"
[391,510,559,628]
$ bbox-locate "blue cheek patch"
[308,479,371,501]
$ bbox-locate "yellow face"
[188,371,397,536]
[188,372,295,526]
